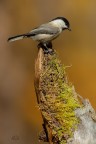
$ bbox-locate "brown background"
[0,0,96,144]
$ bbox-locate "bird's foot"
[37,42,54,55]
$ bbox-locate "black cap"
[52,17,70,28]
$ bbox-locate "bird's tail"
[7,34,26,42]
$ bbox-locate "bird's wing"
[24,24,59,37]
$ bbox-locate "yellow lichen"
[40,53,81,143]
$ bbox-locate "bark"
[34,48,96,144]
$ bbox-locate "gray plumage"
[8,17,70,43]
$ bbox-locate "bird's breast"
[31,33,59,42]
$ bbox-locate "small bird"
[8,17,71,53]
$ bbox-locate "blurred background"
[0,0,96,143]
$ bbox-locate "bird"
[8,17,71,53]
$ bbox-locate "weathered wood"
[34,48,53,143]
[34,48,44,103]
[34,48,96,144]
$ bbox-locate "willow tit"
[8,17,71,53]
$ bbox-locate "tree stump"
[34,48,96,144]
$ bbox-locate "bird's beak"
[68,28,71,31]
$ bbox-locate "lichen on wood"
[35,49,80,143]
[34,48,96,144]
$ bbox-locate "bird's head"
[51,17,71,31]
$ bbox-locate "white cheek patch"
[52,19,67,29]
[64,24,67,28]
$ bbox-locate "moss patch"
[40,52,81,143]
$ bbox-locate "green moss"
[40,53,81,143]
[54,84,80,142]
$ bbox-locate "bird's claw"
[37,42,54,55]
